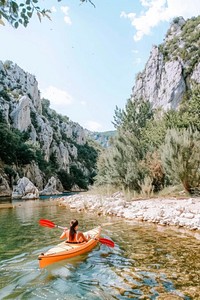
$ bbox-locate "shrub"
[161,127,200,194]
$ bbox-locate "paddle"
[39,219,66,230]
[39,219,115,248]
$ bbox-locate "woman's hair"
[69,219,78,240]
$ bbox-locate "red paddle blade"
[99,238,115,248]
[39,219,56,228]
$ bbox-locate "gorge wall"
[0,60,94,196]
[131,16,200,109]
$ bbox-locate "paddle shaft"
[39,219,114,247]
[55,225,66,230]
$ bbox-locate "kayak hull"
[38,226,101,268]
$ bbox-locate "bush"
[161,127,200,194]
[57,165,88,190]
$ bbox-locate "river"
[0,198,200,299]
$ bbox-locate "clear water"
[0,199,200,299]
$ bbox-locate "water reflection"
[0,200,200,299]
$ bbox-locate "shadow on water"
[0,199,199,299]
[0,196,12,204]
[0,192,79,206]
[39,191,79,200]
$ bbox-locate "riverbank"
[58,192,200,231]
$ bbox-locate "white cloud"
[84,121,103,131]
[133,57,142,65]
[61,6,72,25]
[80,100,87,106]
[121,0,200,41]
[51,6,57,13]
[41,86,73,114]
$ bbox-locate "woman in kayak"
[60,219,90,243]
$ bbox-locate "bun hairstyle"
[69,219,78,240]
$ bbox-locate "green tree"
[161,127,200,194]
[96,98,154,192]
[57,165,88,190]
[0,123,35,165]
[0,123,19,164]
[57,169,73,190]
[4,165,17,188]
[163,85,200,131]
[16,143,35,165]
[0,0,94,27]
[113,98,153,139]
[70,164,88,190]
[77,142,98,170]
[95,130,145,192]
[49,151,59,171]
[141,109,167,152]
[179,85,200,131]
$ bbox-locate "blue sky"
[1,0,200,132]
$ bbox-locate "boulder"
[40,176,60,195]
[12,177,39,199]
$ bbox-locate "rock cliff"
[0,60,95,197]
[131,16,200,110]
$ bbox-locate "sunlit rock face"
[39,176,61,195]
[132,46,186,110]
[22,162,44,190]
[131,17,200,110]
[0,60,89,193]
[10,95,32,131]
[12,177,39,199]
[191,62,200,83]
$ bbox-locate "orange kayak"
[38,226,101,268]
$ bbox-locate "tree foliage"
[0,123,35,165]
[96,99,154,192]
[103,131,145,191]
[113,98,153,138]
[57,165,88,191]
[0,0,95,27]
[77,142,98,170]
[96,84,200,195]
[161,127,200,194]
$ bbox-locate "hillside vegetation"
[95,16,200,196]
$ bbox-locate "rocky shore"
[58,192,200,232]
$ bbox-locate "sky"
[1,0,200,132]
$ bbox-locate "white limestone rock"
[40,176,60,195]
[37,116,53,161]
[164,17,186,43]
[0,98,10,125]
[132,46,186,110]
[22,162,44,190]
[12,177,39,199]
[51,142,70,170]
[10,95,31,131]
[1,61,41,113]
[191,62,200,83]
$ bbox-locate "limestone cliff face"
[0,60,88,191]
[131,16,200,110]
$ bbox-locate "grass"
[84,184,191,202]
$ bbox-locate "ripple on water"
[1,202,200,299]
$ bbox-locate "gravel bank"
[58,192,200,231]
